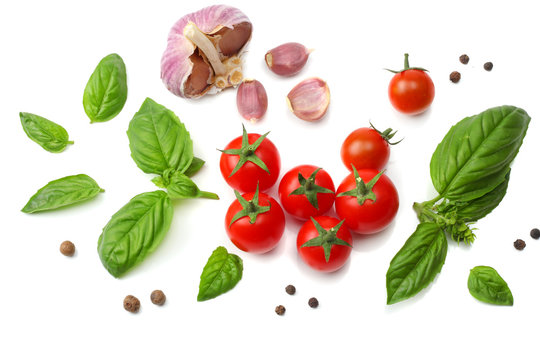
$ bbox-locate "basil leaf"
[468,266,513,306]
[386,222,447,305]
[20,112,73,153]
[127,98,193,175]
[198,246,243,301]
[97,191,173,278]
[166,172,219,200]
[455,171,510,222]
[184,157,205,177]
[22,174,103,214]
[83,53,127,123]
[430,106,530,202]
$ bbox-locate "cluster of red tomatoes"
[219,125,400,272]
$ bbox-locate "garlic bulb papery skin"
[161,5,252,99]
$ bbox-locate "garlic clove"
[265,42,310,77]
[237,79,268,123]
[286,78,330,122]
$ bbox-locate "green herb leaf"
[166,171,219,200]
[184,157,205,177]
[83,53,127,123]
[22,174,103,213]
[127,98,193,175]
[97,191,173,278]
[430,106,530,202]
[20,112,73,153]
[468,266,513,306]
[197,246,243,301]
[386,222,447,305]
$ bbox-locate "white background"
[1,0,539,359]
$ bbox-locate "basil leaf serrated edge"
[22,174,104,214]
[197,246,243,301]
[97,190,173,278]
[468,266,513,306]
[20,112,73,153]
[83,53,127,123]
[430,106,530,202]
[127,97,193,175]
[386,222,447,305]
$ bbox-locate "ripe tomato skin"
[225,192,285,253]
[335,169,399,234]
[341,128,390,171]
[278,165,335,220]
[388,69,435,115]
[297,216,352,272]
[219,133,281,193]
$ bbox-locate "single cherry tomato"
[340,123,401,171]
[219,125,280,193]
[387,53,435,115]
[297,216,352,272]
[278,165,335,220]
[225,185,285,253]
[335,167,399,234]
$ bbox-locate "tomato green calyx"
[229,183,271,227]
[301,217,351,262]
[369,122,403,145]
[385,53,429,74]
[289,168,334,210]
[337,166,385,206]
[219,124,271,177]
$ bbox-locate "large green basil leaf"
[455,171,510,222]
[22,174,103,213]
[468,266,513,306]
[97,191,173,278]
[386,222,447,305]
[20,112,73,153]
[127,98,193,175]
[430,106,530,202]
[83,53,127,123]
[197,246,243,301]
[166,172,219,200]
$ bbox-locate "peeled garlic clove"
[161,5,252,99]
[236,79,268,122]
[265,42,310,76]
[286,78,330,122]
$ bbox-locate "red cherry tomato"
[225,189,285,254]
[335,168,399,234]
[297,216,352,272]
[219,126,280,193]
[278,165,335,220]
[387,53,435,115]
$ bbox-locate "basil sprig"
[386,106,530,304]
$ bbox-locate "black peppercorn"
[275,305,286,316]
[308,297,319,308]
[124,295,140,313]
[530,228,540,239]
[450,71,461,83]
[60,241,75,256]
[484,62,493,71]
[514,239,526,250]
[285,285,296,295]
[150,290,166,306]
[459,54,470,64]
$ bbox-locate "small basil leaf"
[83,53,127,123]
[97,191,173,278]
[184,157,205,177]
[386,222,447,305]
[197,246,243,301]
[20,112,73,153]
[166,172,219,200]
[127,98,193,175]
[22,174,103,214]
[468,266,513,306]
[430,106,530,202]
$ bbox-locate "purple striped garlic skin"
[161,5,251,99]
